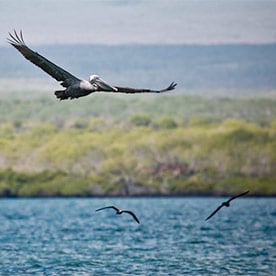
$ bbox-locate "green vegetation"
[0,92,275,197]
[0,93,276,126]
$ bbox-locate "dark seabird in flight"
[205,190,249,221]
[8,30,177,100]
[96,206,140,224]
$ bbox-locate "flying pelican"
[8,30,177,100]
[96,206,140,224]
[205,190,249,221]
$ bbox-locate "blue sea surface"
[0,197,275,275]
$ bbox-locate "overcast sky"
[1,0,276,46]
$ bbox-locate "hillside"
[1,42,276,196]
[0,94,275,197]
[0,92,275,125]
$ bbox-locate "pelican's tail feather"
[55,90,69,100]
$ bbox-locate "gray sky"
[1,0,276,46]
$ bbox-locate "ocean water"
[0,197,275,275]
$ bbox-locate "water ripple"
[0,197,275,275]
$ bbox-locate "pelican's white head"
[89,74,99,83]
[88,74,118,92]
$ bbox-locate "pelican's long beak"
[95,77,118,92]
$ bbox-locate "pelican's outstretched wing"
[205,204,224,221]
[112,81,177,94]
[8,30,80,87]
[96,206,120,212]
[228,190,249,203]
[122,210,140,224]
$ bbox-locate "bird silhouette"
[205,191,249,221]
[8,30,177,100]
[96,206,140,224]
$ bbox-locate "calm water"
[0,197,275,275]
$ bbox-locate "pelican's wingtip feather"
[7,29,25,46]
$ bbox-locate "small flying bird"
[96,206,140,224]
[8,30,177,100]
[205,190,249,221]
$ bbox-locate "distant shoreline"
[2,43,276,92]
[1,193,275,199]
